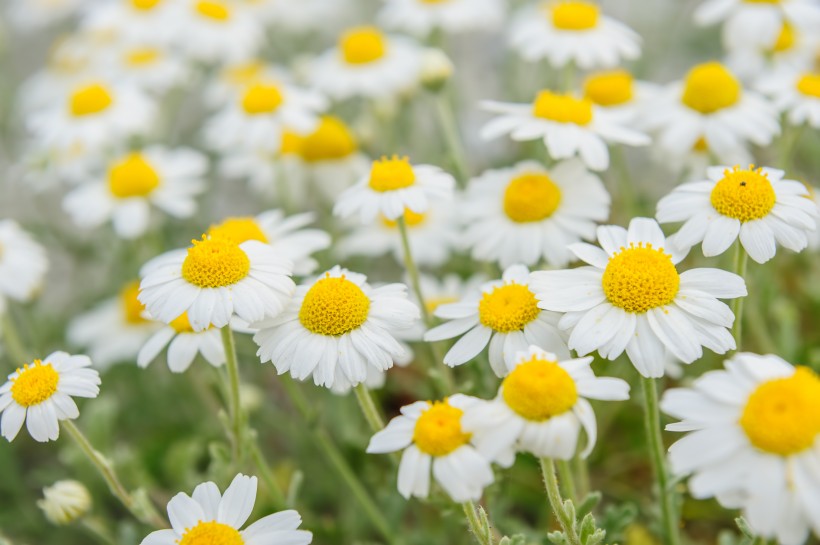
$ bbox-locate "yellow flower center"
[170,312,196,333]
[368,156,415,192]
[69,83,114,117]
[710,166,776,222]
[478,283,541,333]
[208,217,269,244]
[550,1,600,30]
[299,275,371,336]
[124,48,160,67]
[602,244,680,314]
[504,172,562,223]
[241,82,284,115]
[692,136,709,152]
[279,129,303,156]
[583,70,634,106]
[426,296,458,314]
[107,153,161,198]
[772,22,796,53]
[796,73,820,98]
[420,0,449,3]
[681,62,742,114]
[11,361,59,408]
[131,0,163,10]
[739,367,820,456]
[181,236,251,288]
[412,401,471,456]
[340,27,387,65]
[224,60,266,87]
[300,117,358,162]
[178,521,244,545]
[502,356,578,421]
[120,281,148,324]
[195,0,231,21]
[532,91,593,125]
[743,0,779,3]
[380,208,427,228]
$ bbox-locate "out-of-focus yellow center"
[772,22,796,52]
[124,48,160,66]
[478,283,540,333]
[532,91,593,125]
[504,172,562,223]
[340,27,387,65]
[602,244,680,313]
[69,83,114,117]
[208,217,269,244]
[550,1,600,30]
[108,153,161,198]
[131,0,163,10]
[380,208,427,228]
[178,521,244,545]
[425,296,458,314]
[681,62,741,114]
[502,356,578,421]
[299,275,371,336]
[300,117,358,162]
[169,312,197,333]
[120,281,149,324]
[195,0,231,21]
[224,60,266,87]
[241,82,284,115]
[710,166,776,222]
[584,70,634,106]
[413,401,471,456]
[11,361,59,408]
[796,73,820,98]
[368,156,415,192]
[181,236,251,288]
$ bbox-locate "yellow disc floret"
[368,156,416,192]
[131,0,162,10]
[740,367,820,456]
[551,1,600,30]
[181,236,251,288]
[120,281,148,324]
[532,91,593,125]
[381,208,427,228]
[108,153,161,198]
[772,22,796,53]
[340,27,387,65]
[69,83,113,117]
[195,0,231,21]
[681,62,742,114]
[170,312,196,333]
[478,283,541,333]
[299,274,371,336]
[124,48,160,67]
[413,401,471,456]
[504,172,562,222]
[583,70,634,106]
[502,356,578,421]
[710,165,776,222]
[11,361,59,408]
[300,116,358,162]
[602,243,680,313]
[208,217,268,244]
[796,73,820,98]
[241,82,284,115]
[178,521,244,545]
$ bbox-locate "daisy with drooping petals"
[140,473,312,545]
[661,353,820,545]
[424,265,569,377]
[531,218,747,378]
[63,147,207,239]
[0,352,100,442]
[758,69,820,128]
[367,395,494,502]
[378,0,505,36]
[462,346,629,464]
[509,1,641,69]
[481,90,649,171]
[657,165,819,264]
[253,266,419,390]
[0,221,49,313]
[137,312,225,373]
[171,0,264,64]
[334,156,455,223]
[462,159,610,268]
[138,234,295,331]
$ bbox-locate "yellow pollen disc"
[108,153,161,198]
[478,283,540,333]
[120,281,148,324]
[368,156,415,192]
[583,70,634,106]
[299,116,358,163]
[170,312,196,333]
[550,1,600,30]
[178,520,244,545]
[413,401,471,456]
[681,62,742,114]
[11,361,59,408]
[602,243,680,314]
[740,367,820,456]
[772,22,796,52]
[279,129,304,156]
[224,61,265,87]
[380,208,427,228]
[532,91,593,125]
[124,48,160,67]
[796,73,820,98]
[420,0,449,3]
[425,296,457,314]
[502,356,578,421]
[69,83,114,117]
[504,172,562,223]
[340,26,387,65]
[692,136,709,152]
[131,0,162,10]
[299,275,371,336]
[743,0,779,3]
[195,0,231,21]
[241,82,284,115]
[208,217,268,245]
[710,165,776,222]
[181,236,251,288]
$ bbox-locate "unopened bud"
[37,480,92,525]
[420,48,453,92]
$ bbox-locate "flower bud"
[420,48,453,92]
[37,480,91,525]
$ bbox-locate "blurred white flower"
[0,221,49,312]
[38,480,92,525]
[378,0,505,36]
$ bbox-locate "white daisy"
[246,0,352,32]
[140,474,312,545]
[657,165,819,264]
[37,480,92,525]
[366,395,494,502]
[253,266,419,390]
[462,159,610,268]
[582,69,660,124]
[509,1,641,69]
[0,352,100,443]
[424,265,569,377]
[726,22,818,83]
[334,155,455,223]
[80,0,176,47]
[170,0,264,64]
[0,220,49,311]
[63,147,207,239]
[99,42,190,94]
[531,217,747,378]
[378,0,505,36]
[137,312,225,373]
[758,69,820,128]
[661,353,820,545]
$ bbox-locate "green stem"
[778,123,803,171]
[462,500,493,545]
[731,243,748,351]
[434,93,469,187]
[539,457,582,545]
[220,326,246,464]
[81,518,118,545]
[1,311,29,365]
[354,383,385,432]
[556,459,578,505]
[640,377,680,545]
[248,438,287,510]
[572,455,590,501]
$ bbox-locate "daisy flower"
[661,353,820,545]
[366,395,494,502]
[481,89,650,171]
[424,265,569,377]
[138,234,295,331]
[0,352,100,442]
[726,22,818,82]
[0,220,48,312]
[247,0,351,32]
[334,155,455,223]
[171,0,264,64]
[509,1,641,69]
[63,147,207,239]
[531,217,747,378]
[582,69,659,123]
[80,0,176,47]
[309,26,424,101]
[462,346,630,463]
[253,266,419,390]
[657,165,819,264]
[399,273,488,342]
[462,159,610,268]
[378,0,505,36]
[137,312,225,373]
[37,480,92,525]
[140,473,312,545]
[758,69,820,128]
[99,42,190,94]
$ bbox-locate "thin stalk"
[1,311,29,365]
[462,500,493,545]
[248,439,287,510]
[220,326,246,464]
[354,383,385,432]
[751,537,767,545]
[572,455,590,501]
[556,459,578,505]
[777,123,803,171]
[434,93,469,187]
[539,457,582,545]
[81,518,118,545]
[731,243,749,350]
